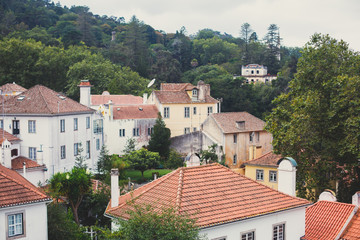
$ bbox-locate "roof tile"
[341,210,360,239]
[113,105,158,120]
[11,156,43,170]
[211,112,265,133]
[91,94,143,106]
[243,151,282,167]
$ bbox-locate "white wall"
[0,202,49,240]
[201,206,306,240]
[16,168,45,186]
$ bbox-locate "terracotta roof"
[113,105,158,120]
[160,83,194,91]
[91,94,143,106]
[91,179,109,193]
[106,163,310,228]
[0,129,21,144]
[0,83,27,94]
[341,210,360,239]
[0,85,94,115]
[0,164,51,208]
[11,156,43,170]
[242,151,282,168]
[211,112,265,133]
[302,201,357,240]
[153,91,218,104]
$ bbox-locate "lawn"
[124,169,172,183]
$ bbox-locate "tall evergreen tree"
[148,113,171,160]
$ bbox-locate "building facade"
[241,64,277,84]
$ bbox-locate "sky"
[55,0,360,51]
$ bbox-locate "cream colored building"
[241,64,277,84]
[146,81,219,137]
[201,112,273,170]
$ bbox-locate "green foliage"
[97,145,112,176]
[148,113,171,160]
[124,148,160,178]
[123,138,136,155]
[266,34,360,201]
[111,154,129,180]
[121,204,203,240]
[200,144,219,164]
[47,203,89,240]
[164,149,184,169]
[49,167,92,224]
[125,169,172,183]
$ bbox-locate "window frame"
[192,89,198,97]
[241,230,255,240]
[163,107,170,118]
[184,107,190,118]
[28,147,36,160]
[207,106,213,116]
[86,140,90,159]
[184,127,190,134]
[233,134,237,143]
[256,169,264,181]
[96,139,100,151]
[193,107,197,115]
[119,129,125,137]
[0,119,3,129]
[273,223,286,240]
[74,143,79,156]
[60,145,66,159]
[147,127,153,136]
[28,120,36,133]
[269,170,277,182]
[73,118,78,131]
[233,154,237,165]
[86,117,90,129]
[60,119,65,133]
[6,211,25,238]
[133,128,140,137]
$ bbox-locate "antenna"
[147,78,156,88]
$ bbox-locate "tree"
[121,204,202,240]
[200,144,219,164]
[240,22,253,63]
[123,138,136,155]
[148,113,171,160]
[266,34,360,201]
[97,145,112,176]
[49,167,92,224]
[124,148,160,179]
[263,24,281,74]
[164,149,184,169]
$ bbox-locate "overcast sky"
[55,0,360,51]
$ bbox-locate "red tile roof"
[303,201,357,240]
[91,94,143,106]
[153,91,218,104]
[113,105,158,120]
[0,164,51,208]
[0,85,94,115]
[11,156,43,170]
[106,163,310,228]
[0,129,21,144]
[160,83,194,91]
[242,151,282,168]
[341,210,360,239]
[211,112,265,133]
[0,83,27,94]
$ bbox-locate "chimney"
[277,157,297,196]
[111,168,119,208]
[143,93,148,104]
[318,190,337,202]
[108,100,113,121]
[352,192,360,207]
[78,80,92,107]
[197,81,210,101]
[2,139,11,168]
[111,31,116,41]
[37,144,43,165]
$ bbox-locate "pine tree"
[148,113,171,160]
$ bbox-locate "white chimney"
[318,190,337,202]
[108,100,113,121]
[143,93,148,104]
[352,192,360,207]
[2,139,11,168]
[78,80,92,107]
[23,162,26,178]
[111,168,119,208]
[111,31,116,41]
[277,157,297,196]
[37,144,43,165]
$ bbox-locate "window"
[29,147,36,160]
[148,127,153,136]
[192,89,198,97]
[60,145,66,159]
[0,119,3,129]
[273,223,285,240]
[11,149,18,157]
[251,70,254,74]
[256,70,259,74]
[119,129,125,137]
[133,128,140,137]
[256,132,260,142]
[184,107,190,118]
[193,127,197,132]
[28,120,36,133]
[233,134,237,143]
[86,117,90,129]
[164,107,170,118]
[211,237,226,240]
[93,119,103,134]
[86,141,90,159]
[256,169,264,181]
[193,107,197,115]
[233,154,237,165]
[184,128,190,134]
[241,231,255,240]
[74,118,78,131]
[207,106,213,116]
[249,132,254,142]
[270,170,277,182]
[60,119,65,132]
[7,213,24,237]
[74,143,79,156]
[96,139,100,151]
[12,120,19,135]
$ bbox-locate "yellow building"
[146,81,219,137]
[242,151,283,190]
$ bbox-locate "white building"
[79,80,158,155]
[106,164,311,240]
[241,64,277,84]
[0,164,52,240]
[0,84,103,180]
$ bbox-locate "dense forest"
[0,0,302,119]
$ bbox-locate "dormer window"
[192,89,198,97]
[236,121,245,130]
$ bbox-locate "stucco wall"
[0,202,49,240]
[245,165,278,190]
[201,206,306,240]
